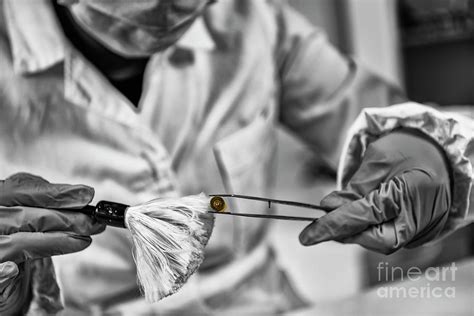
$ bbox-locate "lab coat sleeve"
[275,2,407,170]
[273,3,473,237]
[338,103,474,238]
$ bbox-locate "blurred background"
[270,0,474,312]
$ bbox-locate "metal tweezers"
[208,194,332,222]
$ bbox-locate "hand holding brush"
[0,173,215,306]
[0,173,328,311]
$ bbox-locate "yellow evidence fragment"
[210,196,227,212]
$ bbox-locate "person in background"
[0,0,472,314]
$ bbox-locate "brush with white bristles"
[75,193,215,302]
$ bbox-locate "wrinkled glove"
[299,129,452,254]
[0,173,105,315]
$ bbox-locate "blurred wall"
[343,0,402,85]
[292,0,402,86]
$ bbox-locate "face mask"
[67,0,211,57]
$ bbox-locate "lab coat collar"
[4,0,66,75]
[4,0,215,75]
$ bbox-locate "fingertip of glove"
[68,234,92,242]
[299,232,311,246]
[320,190,360,209]
[320,193,341,209]
[59,185,95,207]
[66,234,93,251]
[91,222,107,235]
[76,185,95,205]
[299,223,318,246]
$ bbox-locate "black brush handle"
[76,200,129,228]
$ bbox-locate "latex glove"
[0,173,105,315]
[299,129,451,254]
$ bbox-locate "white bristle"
[125,193,215,302]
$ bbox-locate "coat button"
[169,48,195,67]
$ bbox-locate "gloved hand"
[299,129,452,254]
[0,173,105,315]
